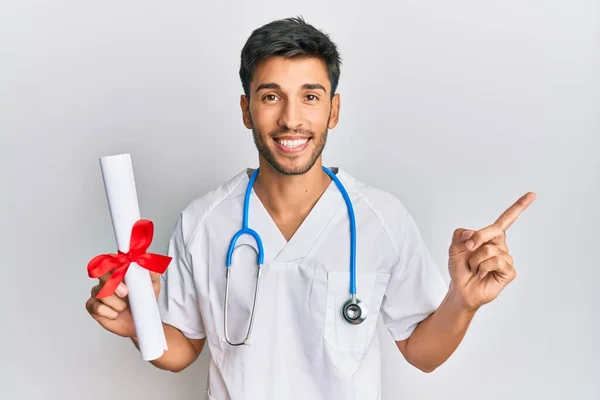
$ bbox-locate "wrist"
[447,283,480,315]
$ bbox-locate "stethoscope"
[224,165,366,346]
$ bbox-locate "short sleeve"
[157,215,206,340]
[380,212,448,341]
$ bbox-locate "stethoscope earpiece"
[341,297,367,325]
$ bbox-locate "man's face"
[241,56,340,175]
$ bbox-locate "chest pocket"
[323,271,390,373]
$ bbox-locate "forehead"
[251,56,330,91]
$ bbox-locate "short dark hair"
[239,16,342,98]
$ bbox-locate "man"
[85,16,535,400]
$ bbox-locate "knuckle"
[491,254,503,265]
[85,298,95,314]
[114,300,128,313]
[92,301,103,315]
[95,302,116,319]
[483,244,497,257]
[480,260,492,271]
[506,266,516,281]
[494,258,505,269]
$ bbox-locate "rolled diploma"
[99,153,168,361]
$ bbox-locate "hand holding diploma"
[85,153,171,361]
[86,253,163,338]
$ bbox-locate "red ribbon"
[87,219,172,298]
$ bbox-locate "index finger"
[494,191,537,231]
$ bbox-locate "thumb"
[452,228,476,243]
[450,228,475,254]
[149,271,162,286]
[149,271,161,298]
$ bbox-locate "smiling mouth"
[273,137,311,149]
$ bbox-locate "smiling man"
[86,16,535,400]
[247,60,333,176]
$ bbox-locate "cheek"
[250,105,279,126]
[305,106,331,126]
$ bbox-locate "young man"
[86,16,535,400]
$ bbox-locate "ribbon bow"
[87,219,172,298]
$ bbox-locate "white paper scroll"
[99,153,168,361]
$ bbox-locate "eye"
[262,94,279,102]
[305,94,319,101]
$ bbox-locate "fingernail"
[466,240,475,250]
[116,283,127,297]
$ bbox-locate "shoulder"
[337,167,412,254]
[176,169,249,246]
[337,167,410,224]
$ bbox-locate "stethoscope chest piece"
[341,297,367,325]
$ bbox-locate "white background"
[1,1,598,399]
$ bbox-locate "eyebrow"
[255,83,327,93]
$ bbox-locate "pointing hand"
[448,192,536,310]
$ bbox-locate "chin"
[268,156,319,176]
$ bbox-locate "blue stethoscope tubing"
[322,166,356,296]
[224,166,366,346]
[226,168,265,266]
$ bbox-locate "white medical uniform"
[158,167,448,400]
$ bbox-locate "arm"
[86,278,206,374]
[86,213,211,373]
[396,191,534,373]
[131,323,205,373]
[395,286,476,373]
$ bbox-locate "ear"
[240,94,253,129]
[328,93,341,129]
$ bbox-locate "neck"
[253,159,331,218]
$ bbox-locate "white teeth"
[278,138,308,148]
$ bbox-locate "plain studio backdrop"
[1,1,598,399]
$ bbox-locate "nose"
[278,99,304,131]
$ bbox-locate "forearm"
[131,323,204,373]
[400,286,477,372]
